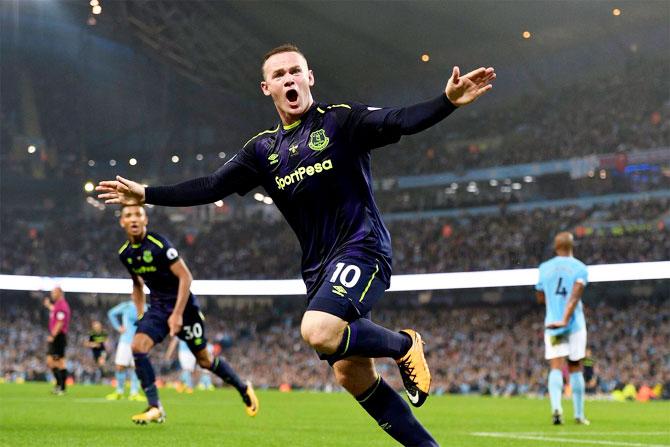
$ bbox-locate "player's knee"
[131,338,151,354]
[301,324,340,353]
[300,312,345,354]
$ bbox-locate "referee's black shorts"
[47,333,67,359]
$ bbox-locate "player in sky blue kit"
[106,300,145,401]
[536,232,590,426]
[115,204,259,424]
[165,337,197,393]
[98,44,495,445]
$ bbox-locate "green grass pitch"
[1,383,668,446]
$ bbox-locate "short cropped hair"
[120,203,145,212]
[261,44,306,77]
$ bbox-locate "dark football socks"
[58,369,67,391]
[209,357,248,397]
[328,319,412,362]
[133,352,160,407]
[356,376,438,447]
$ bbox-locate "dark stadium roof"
[7,0,668,102]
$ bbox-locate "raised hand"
[445,66,496,107]
[96,176,146,205]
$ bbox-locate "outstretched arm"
[96,157,258,207]
[355,66,495,141]
[445,66,496,107]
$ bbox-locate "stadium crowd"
[374,57,669,176]
[2,198,668,279]
[1,295,668,400]
[5,57,667,184]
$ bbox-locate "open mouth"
[286,89,298,104]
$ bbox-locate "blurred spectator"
[1,295,667,398]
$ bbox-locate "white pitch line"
[471,432,670,447]
[504,432,670,437]
[73,398,112,403]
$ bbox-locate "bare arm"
[561,281,585,324]
[546,282,585,329]
[131,274,146,318]
[535,290,546,305]
[167,259,193,336]
[51,320,63,337]
[164,336,178,360]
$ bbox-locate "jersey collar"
[280,102,319,132]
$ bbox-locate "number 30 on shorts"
[329,262,361,288]
[182,323,203,340]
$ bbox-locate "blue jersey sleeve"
[346,94,457,149]
[145,152,261,206]
[575,262,588,286]
[107,302,125,331]
[150,233,180,266]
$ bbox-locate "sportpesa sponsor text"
[275,159,333,190]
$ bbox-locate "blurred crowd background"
[1,1,668,402]
[1,292,668,402]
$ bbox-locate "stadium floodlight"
[92,5,102,15]
[1,262,667,296]
[171,155,180,163]
[84,181,95,192]
[196,154,204,161]
[88,160,95,167]
[218,152,226,159]
[27,145,37,154]
[129,158,137,166]
[421,54,430,63]
[214,200,224,207]
[253,193,264,202]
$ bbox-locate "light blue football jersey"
[536,256,588,336]
[108,300,145,344]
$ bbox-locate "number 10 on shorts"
[330,262,361,288]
